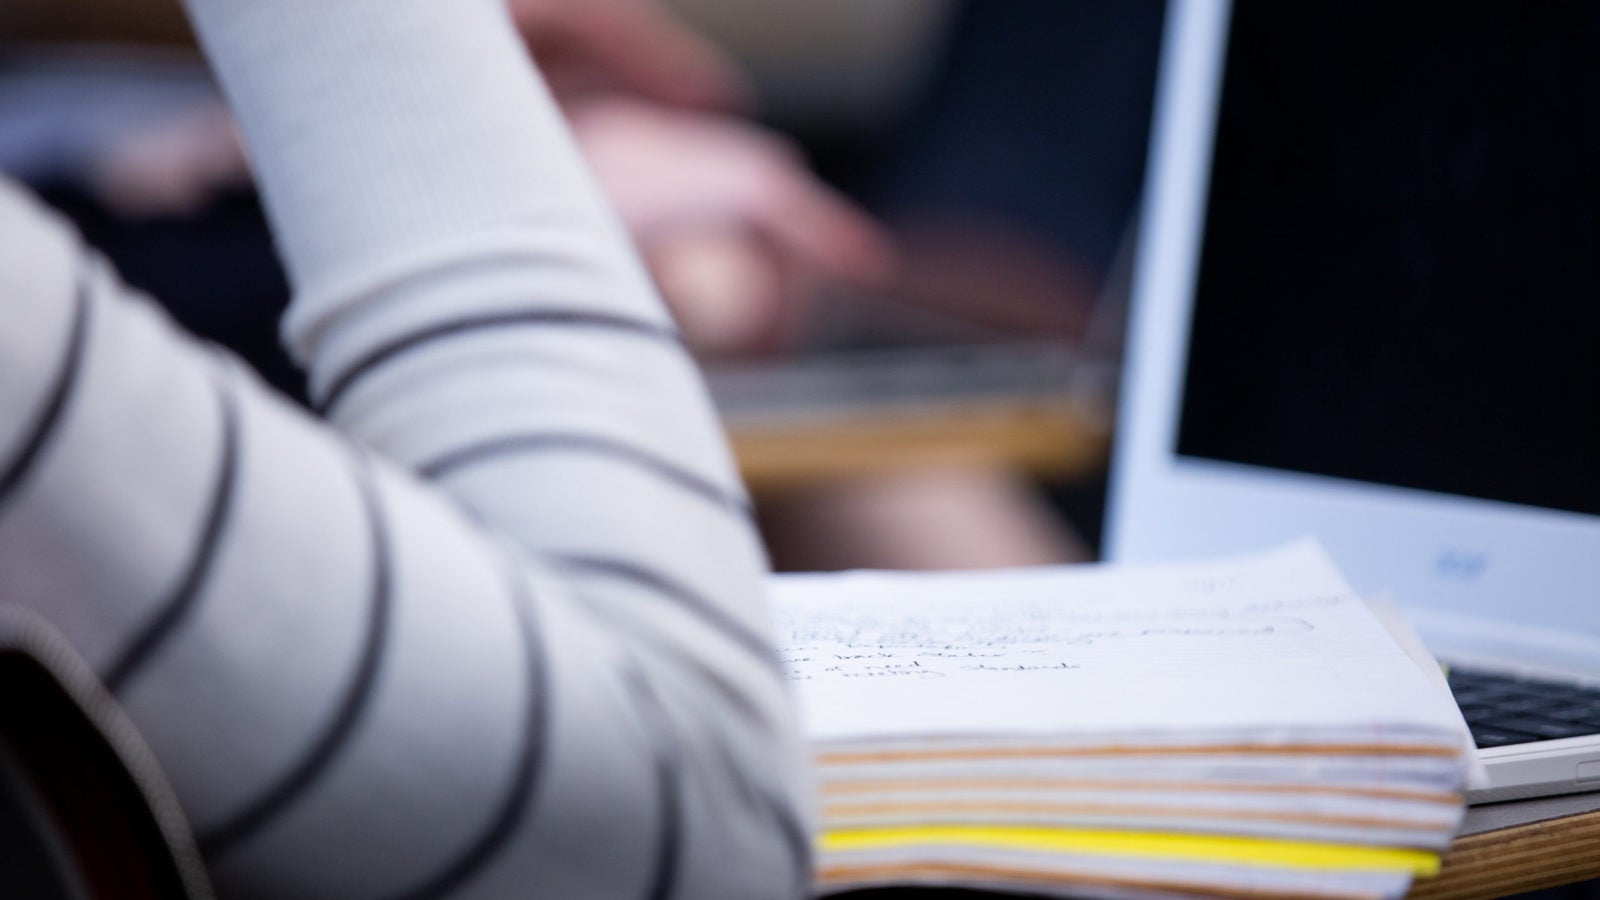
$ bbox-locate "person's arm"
[0,0,810,895]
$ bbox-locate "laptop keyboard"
[1447,667,1600,748]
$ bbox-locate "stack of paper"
[773,541,1476,900]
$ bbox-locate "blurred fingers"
[649,229,791,355]
[748,173,898,290]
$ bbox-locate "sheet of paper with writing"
[773,539,1465,749]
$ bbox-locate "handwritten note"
[772,540,1468,746]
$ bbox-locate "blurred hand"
[90,103,249,218]
[570,97,896,355]
[509,0,749,109]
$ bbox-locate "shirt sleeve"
[0,0,811,896]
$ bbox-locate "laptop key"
[1481,717,1597,741]
[1450,689,1517,707]
[1470,726,1539,748]
[1546,705,1600,725]
[1533,720,1597,740]
[1493,696,1572,715]
[1506,681,1600,702]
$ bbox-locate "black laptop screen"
[1176,2,1600,516]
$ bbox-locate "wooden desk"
[710,343,1114,493]
[1409,791,1600,900]
[728,397,1110,493]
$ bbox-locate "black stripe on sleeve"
[389,561,551,900]
[0,268,92,512]
[199,450,395,860]
[317,310,682,416]
[622,665,684,900]
[550,555,782,677]
[419,432,752,519]
[103,373,242,693]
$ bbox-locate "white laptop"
[1106,0,1600,803]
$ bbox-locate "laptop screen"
[1175,2,1600,517]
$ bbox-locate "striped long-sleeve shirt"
[0,0,810,897]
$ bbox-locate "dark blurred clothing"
[35,183,303,401]
[871,0,1165,284]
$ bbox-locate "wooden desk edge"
[1408,807,1600,900]
[729,399,1111,493]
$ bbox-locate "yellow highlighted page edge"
[821,826,1440,876]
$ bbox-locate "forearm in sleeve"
[178,0,787,740]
